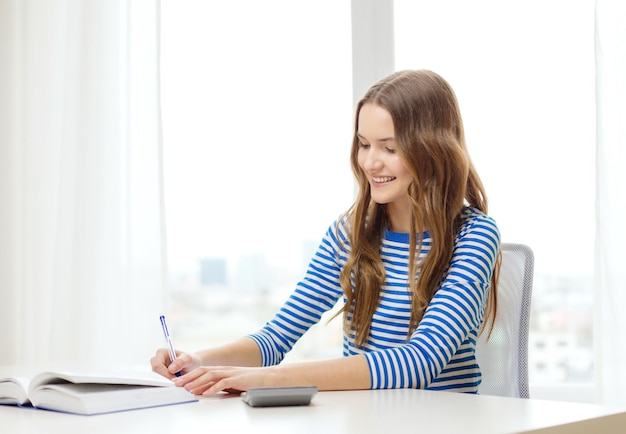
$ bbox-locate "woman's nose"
[363,151,384,171]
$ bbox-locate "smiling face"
[356,103,413,230]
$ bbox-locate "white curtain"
[0,0,166,370]
[594,0,626,406]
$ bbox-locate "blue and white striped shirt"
[248,206,500,393]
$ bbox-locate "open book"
[0,369,197,415]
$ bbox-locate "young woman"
[151,69,501,396]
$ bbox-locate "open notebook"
[0,369,197,415]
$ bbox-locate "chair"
[475,243,534,398]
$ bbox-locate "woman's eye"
[359,142,370,149]
[385,147,396,154]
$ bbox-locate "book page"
[0,376,31,405]
[29,369,174,393]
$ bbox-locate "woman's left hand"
[173,365,280,397]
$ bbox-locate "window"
[160,0,352,359]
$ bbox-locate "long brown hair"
[338,70,499,347]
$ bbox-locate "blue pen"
[159,315,182,377]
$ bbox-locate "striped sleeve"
[247,221,347,366]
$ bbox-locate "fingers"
[150,348,173,378]
[173,367,213,395]
[174,366,243,397]
[203,378,243,397]
[150,348,192,379]
[167,351,188,376]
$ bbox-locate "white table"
[1,389,625,434]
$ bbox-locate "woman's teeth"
[373,176,395,183]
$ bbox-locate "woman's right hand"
[150,348,202,379]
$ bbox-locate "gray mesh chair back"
[476,243,534,398]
